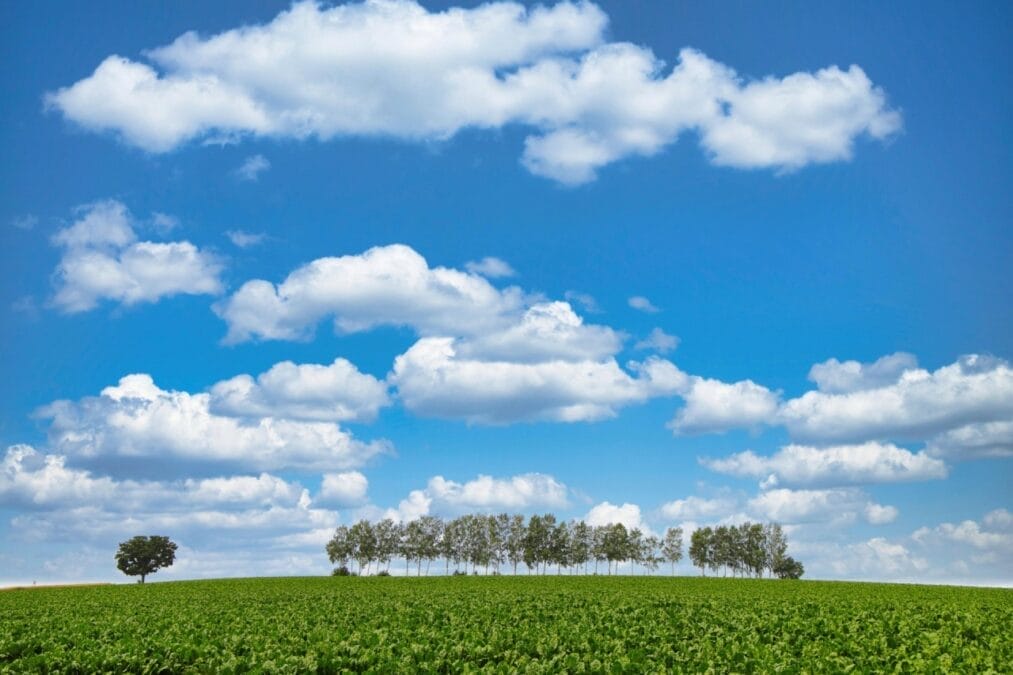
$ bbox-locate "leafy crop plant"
[2,577,1010,672]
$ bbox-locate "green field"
[2,576,1010,673]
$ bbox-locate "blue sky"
[1,0,1010,585]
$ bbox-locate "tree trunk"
[140,574,146,584]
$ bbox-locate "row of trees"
[689,524,803,579]
[326,514,803,579]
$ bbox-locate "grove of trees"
[326,514,803,579]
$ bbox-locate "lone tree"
[115,535,177,583]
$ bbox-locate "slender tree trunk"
[140,574,146,584]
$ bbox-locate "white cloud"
[391,338,684,423]
[864,503,899,525]
[747,488,896,526]
[454,301,622,363]
[699,63,901,170]
[808,352,918,394]
[984,508,1013,531]
[226,230,266,248]
[155,547,329,582]
[1,445,116,507]
[1,445,329,528]
[659,495,737,521]
[584,501,646,531]
[628,295,660,313]
[668,353,1013,466]
[668,376,780,434]
[0,446,361,585]
[217,244,697,424]
[790,525,1009,584]
[182,473,307,508]
[46,1,899,183]
[563,290,601,314]
[37,373,390,473]
[465,256,515,278]
[815,538,929,578]
[214,243,526,344]
[634,328,679,354]
[318,471,368,506]
[50,200,223,313]
[51,200,134,249]
[150,212,180,234]
[235,154,270,181]
[925,421,1013,459]
[781,355,1013,444]
[427,473,569,510]
[913,518,1013,552]
[374,472,570,522]
[209,357,390,423]
[10,497,338,560]
[702,442,947,487]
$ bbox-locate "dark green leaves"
[115,535,178,582]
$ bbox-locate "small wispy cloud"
[150,212,180,234]
[11,295,39,319]
[628,295,660,313]
[564,290,601,314]
[235,154,270,182]
[11,214,38,231]
[465,256,515,278]
[635,328,679,353]
[226,230,267,248]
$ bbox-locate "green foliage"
[775,555,805,579]
[326,515,798,579]
[2,576,1010,672]
[114,535,177,583]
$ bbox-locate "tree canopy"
[115,535,178,583]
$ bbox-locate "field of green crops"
[2,576,1010,673]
